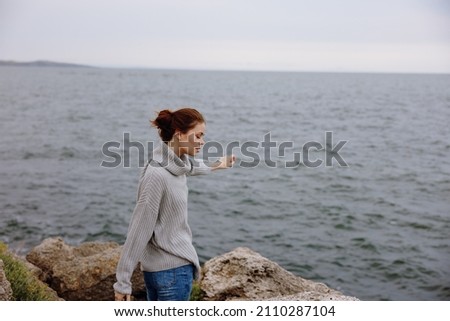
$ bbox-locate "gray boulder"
[200,247,358,301]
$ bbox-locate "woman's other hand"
[114,291,131,301]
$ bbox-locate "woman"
[114,108,234,301]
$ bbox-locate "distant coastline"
[0,60,94,68]
[0,60,448,75]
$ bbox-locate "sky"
[1,0,449,73]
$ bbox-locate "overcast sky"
[1,0,449,73]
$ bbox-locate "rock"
[26,237,145,301]
[200,247,358,301]
[25,237,75,283]
[0,259,13,301]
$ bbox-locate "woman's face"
[177,122,205,156]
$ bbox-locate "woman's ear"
[173,131,180,140]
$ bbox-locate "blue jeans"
[143,264,194,301]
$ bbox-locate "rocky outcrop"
[14,238,357,301]
[200,247,358,301]
[0,259,13,301]
[26,237,145,301]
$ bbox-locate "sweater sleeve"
[113,170,164,295]
[187,158,212,176]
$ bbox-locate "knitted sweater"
[113,142,211,295]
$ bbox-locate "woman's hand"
[213,155,236,170]
[114,291,132,301]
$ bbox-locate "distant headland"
[0,60,94,68]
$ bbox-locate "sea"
[0,66,449,301]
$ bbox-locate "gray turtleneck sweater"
[113,142,211,295]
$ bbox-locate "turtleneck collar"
[150,142,191,176]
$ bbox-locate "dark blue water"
[0,66,449,300]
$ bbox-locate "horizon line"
[1,59,449,76]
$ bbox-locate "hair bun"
[153,109,173,129]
